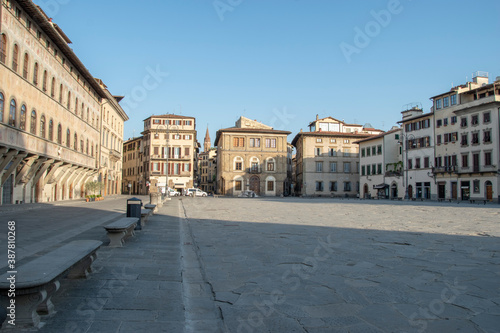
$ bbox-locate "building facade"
[357,127,404,199]
[292,116,383,197]
[0,1,128,205]
[142,114,197,194]
[122,136,144,195]
[98,80,128,197]
[431,72,499,202]
[398,107,436,200]
[215,116,290,196]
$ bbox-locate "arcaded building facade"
[215,117,290,196]
[0,1,127,204]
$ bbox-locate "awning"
[174,183,185,189]
[373,184,389,189]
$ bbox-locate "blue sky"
[38,0,500,145]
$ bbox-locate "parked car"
[186,188,208,197]
[167,188,180,197]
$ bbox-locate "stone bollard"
[150,192,162,207]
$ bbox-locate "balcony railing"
[432,166,457,173]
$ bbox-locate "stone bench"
[144,204,157,214]
[0,240,102,329]
[104,217,138,247]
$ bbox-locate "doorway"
[250,176,260,195]
[485,181,493,201]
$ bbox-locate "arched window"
[81,103,85,119]
[0,34,7,64]
[42,70,48,92]
[266,157,276,172]
[59,84,63,103]
[74,133,78,150]
[19,105,26,130]
[50,77,55,98]
[80,138,84,153]
[265,176,276,194]
[40,115,46,138]
[30,110,36,134]
[0,92,4,123]
[67,91,71,109]
[233,156,244,171]
[86,108,89,122]
[9,99,16,127]
[48,119,53,141]
[57,124,62,144]
[22,53,29,79]
[75,97,78,116]
[86,139,89,155]
[12,44,19,72]
[250,157,260,173]
[33,63,39,85]
[66,128,70,148]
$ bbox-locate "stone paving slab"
[181,197,500,333]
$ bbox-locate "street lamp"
[402,133,415,200]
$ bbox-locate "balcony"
[432,166,457,174]
[109,149,122,161]
[456,165,497,174]
[248,168,262,174]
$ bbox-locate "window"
[9,99,16,127]
[18,104,26,130]
[443,96,449,108]
[377,163,382,174]
[235,161,243,171]
[43,70,48,92]
[12,44,19,72]
[74,133,78,150]
[344,182,352,192]
[33,63,38,85]
[267,159,275,171]
[22,53,29,79]
[361,148,365,157]
[344,139,350,144]
[330,139,336,143]
[233,137,244,147]
[316,162,323,172]
[483,130,491,143]
[471,132,479,145]
[316,181,323,192]
[249,138,260,148]
[460,117,467,127]
[415,158,421,169]
[473,180,480,194]
[185,147,190,156]
[330,181,337,192]
[267,181,274,192]
[0,34,6,64]
[57,124,62,144]
[66,129,71,147]
[51,78,55,98]
[40,115,46,138]
[408,159,413,169]
[361,165,365,176]
[67,91,71,109]
[435,99,441,109]
[471,115,479,125]
[251,161,259,172]
[377,145,382,155]
[436,135,442,145]
[484,152,492,166]
[48,119,53,141]
[330,162,337,172]
[443,118,448,126]
[59,84,63,103]
[265,138,276,148]
[0,92,3,123]
[372,164,376,175]
[450,94,457,105]
[366,165,371,175]
[343,162,350,173]
[462,154,469,168]
[424,157,429,168]
[451,116,457,125]
[436,119,442,128]
[316,138,322,143]
[483,112,491,124]
[329,148,336,157]
[366,148,371,156]
[315,147,321,156]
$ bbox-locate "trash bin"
[127,197,142,230]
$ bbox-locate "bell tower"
[204,126,211,152]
